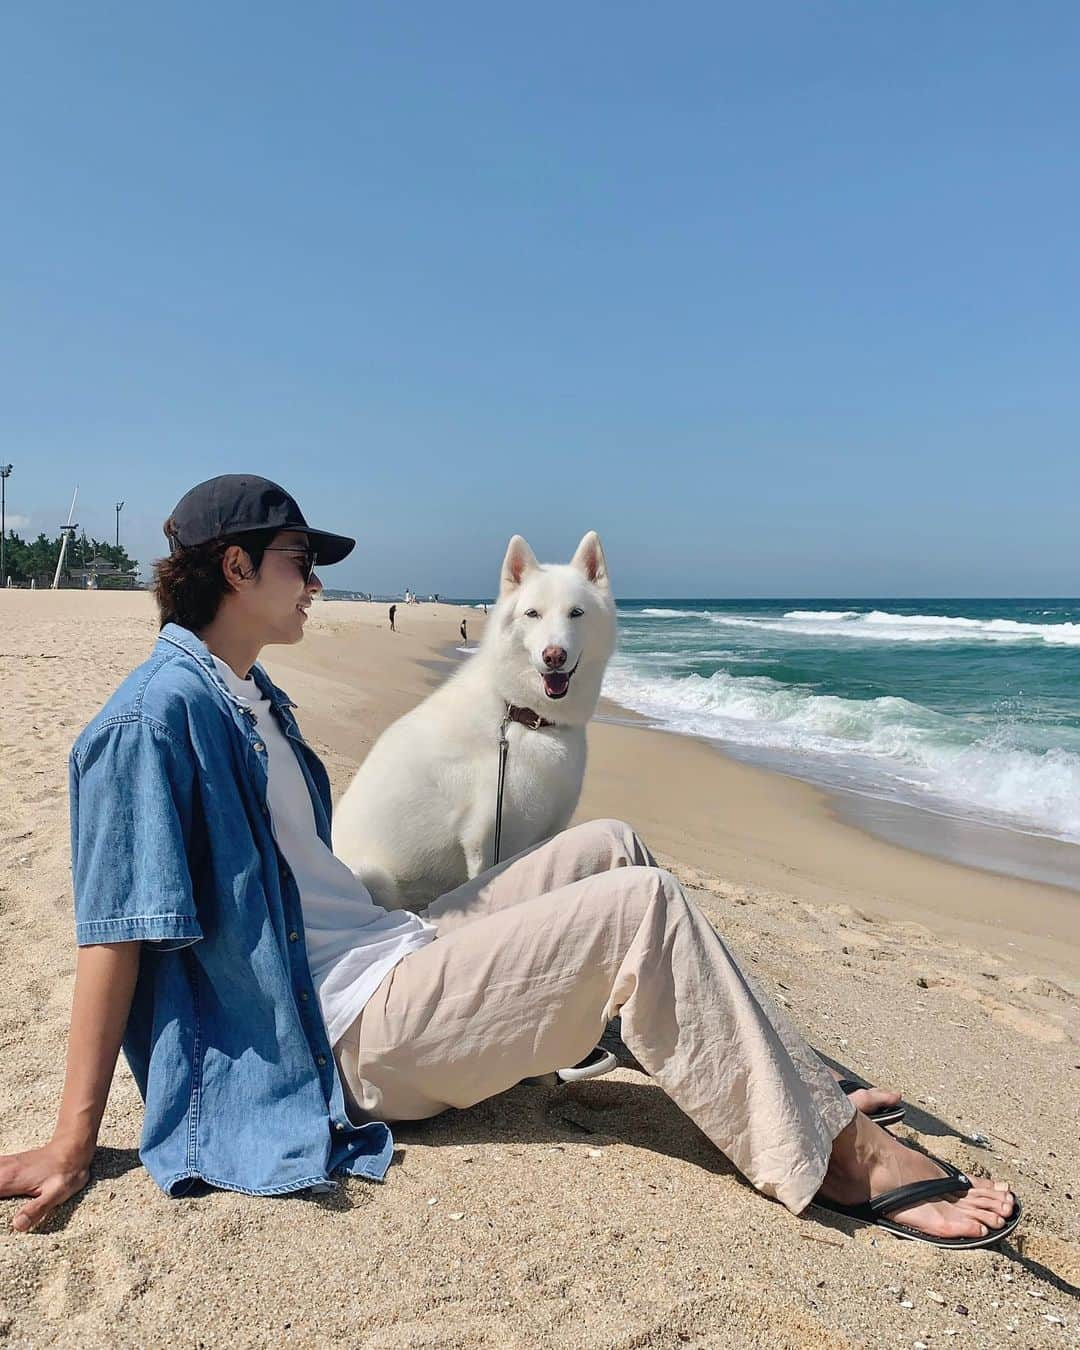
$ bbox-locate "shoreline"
[594,699,1080,898]
[580,710,1080,977]
[605,598,1080,895]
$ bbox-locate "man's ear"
[500,535,538,594]
[569,531,609,587]
[222,543,255,593]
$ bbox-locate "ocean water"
[603,600,1080,851]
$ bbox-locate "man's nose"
[542,645,567,669]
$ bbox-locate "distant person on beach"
[388,604,397,632]
[459,619,467,643]
[0,472,1020,1250]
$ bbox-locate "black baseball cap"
[165,474,355,566]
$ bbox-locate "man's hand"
[0,1139,94,1232]
[0,940,141,1234]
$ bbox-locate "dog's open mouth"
[541,659,580,701]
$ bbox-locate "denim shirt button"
[288,931,299,942]
[299,990,309,1001]
[253,741,266,753]
[333,1122,344,1131]
[316,1055,327,1066]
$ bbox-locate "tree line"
[2,532,139,586]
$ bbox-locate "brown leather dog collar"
[505,703,555,731]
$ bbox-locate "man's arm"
[0,941,141,1232]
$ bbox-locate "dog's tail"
[351,861,406,913]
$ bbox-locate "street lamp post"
[0,464,12,584]
[115,500,124,550]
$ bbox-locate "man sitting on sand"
[0,475,1019,1248]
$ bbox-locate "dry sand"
[0,590,1077,1349]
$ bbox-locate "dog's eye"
[523,609,540,619]
[569,607,584,618]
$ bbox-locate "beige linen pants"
[335,819,853,1213]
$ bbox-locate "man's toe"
[955,1195,1008,1226]
[938,1209,989,1240]
[967,1183,1014,1215]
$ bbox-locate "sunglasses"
[263,546,319,584]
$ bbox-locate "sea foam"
[740,609,1080,645]
[637,605,1080,645]
[602,663,1080,842]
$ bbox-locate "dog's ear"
[500,535,538,593]
[570,531,609,587]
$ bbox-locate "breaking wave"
[602,663,1080,842]
[688,609,1080,646]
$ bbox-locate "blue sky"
[2,2,1078,597]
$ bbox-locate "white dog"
[333,531,617,912]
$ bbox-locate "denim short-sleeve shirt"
[69,623,394,1196]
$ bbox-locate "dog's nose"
[542,645,568,670]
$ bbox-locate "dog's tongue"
[543,671,570,699]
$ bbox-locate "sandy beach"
[1,590,1076,1348]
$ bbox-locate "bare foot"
[828,1066,902,1118]
[819,1112,1015,1241]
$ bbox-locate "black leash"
[492,710,511,866]
[492,702,559,867]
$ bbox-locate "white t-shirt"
[213,657,436,1045]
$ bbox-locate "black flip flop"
[838,1077,906,1127]
[815,1153,1022,1249]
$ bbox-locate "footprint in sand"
[840,929,890,954]
[34,1239,149,1323]
[913,972,957,990]
[990,1004,1067,1043]
[1008,975,1078,1007]
[909,970,1072,1042]
[892,922,937,950]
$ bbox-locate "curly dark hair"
[152,525,276,631]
